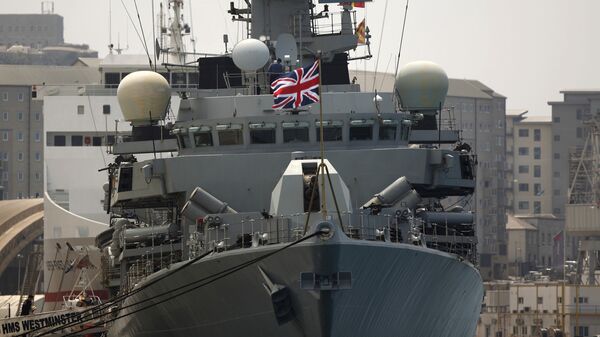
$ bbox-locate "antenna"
[108,0,114,54]
[41,1,54,14]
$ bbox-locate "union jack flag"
[271,61,320,110]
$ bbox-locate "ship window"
[349,119,374,141]
[190,126,213,147]
[93,137,102,146]
[104,72,120,88]
[54,135,66,146]
[316,120,343,142]
[172,72,187,86]
[282,122,309,143]
[77,105,84,115]
[217,124,243,146]
[249,123,276,144]
[71,135,83,146]
[188,72,199,85]
[379,120,397,141]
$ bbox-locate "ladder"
[16,247,43,316]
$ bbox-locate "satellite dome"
[395,61,449,111]
[232,39,270,71]
[117,71,170,124]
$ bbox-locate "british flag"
[271,61,320,110]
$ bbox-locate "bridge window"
[71,135,83,146]
[379,120,397,141]
[172,128,189,148]
[190,126,213,147]
[316,120,343,142]
[217,124,243,146]
[282,122,309,143]
[249,123,276,144]
[349,119,374,141]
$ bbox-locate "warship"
[86,0,482,336]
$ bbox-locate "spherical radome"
[395,61,449,111]
[232,38,270,71]
[117,71,171,123]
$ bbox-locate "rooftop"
[506,214,537,231]
[0,64,100,86]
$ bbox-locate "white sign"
[0,309,85,337]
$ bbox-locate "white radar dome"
[232,38,270,71]
[395,61,449,111]
[117,71,171,124]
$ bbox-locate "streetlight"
[16,254,23,294]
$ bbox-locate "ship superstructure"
[59,1,484,336]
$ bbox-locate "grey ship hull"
[109,236,482,337]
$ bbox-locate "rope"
[31,231,324,337]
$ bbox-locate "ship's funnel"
[117,71,171,125]
[395,61,448,112]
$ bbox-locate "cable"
[371,0,389,91]
[133,0,154,69]
[32,231,323,337]
[25,247,216,337]
[392,0,410,105]
[40,231,323,337]
[120,0,152,69]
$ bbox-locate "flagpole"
[318,56,327,219]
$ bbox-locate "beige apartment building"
[506,110,553,215]
[477,282,600,337]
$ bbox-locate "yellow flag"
[355,19,366,44]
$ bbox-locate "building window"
[54,135,66,146]
[17,171,24,181]
[554,189,561,196]
[574,326,589,337]
[554,171,560,178]
[34,132,40,142]
[534,165,541,178]
[35,172,41,181]
[534,183,542,196]
[518,297,524,304]
[2,92,7,101]
[537,297,543,304]
[35,113,40,121]
[35,152,41,161]
[534,201,541,214]
[553,116,560,123]
[17,152,23,161]
[518,129,529,137]
[17,112,23,121]
[519,201,530,210]
[17,93,24,101]
[534,129,541,141]
[554,153,560,159]
[2,112,7,121]
[71,135,83,146]
[518,147,529,156]
[1,171,7,181]
[519,183,529,192]
[16,131,23,142]
[534,147,541,159]
[2,131,7,141]
[77,105,85,115]
[576,109,583,120]
[519,165,529,174]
